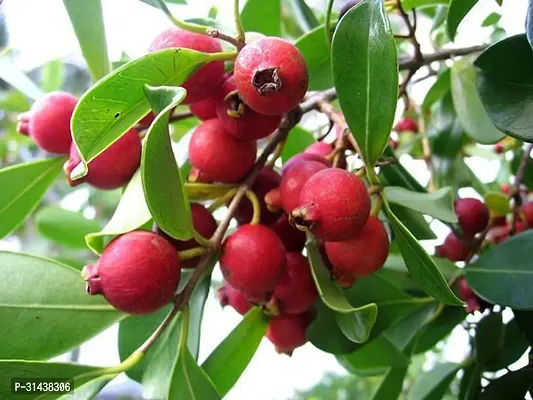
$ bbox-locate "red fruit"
[521,201,533,227]
[220,224,286,300]
[305,142,333,158]
[281,152,330,176]
[279,161,328,214]
[324,217,389,284]
[269,214,307,253]
[65,129,141,190]
[395,117,419,134]
[17,91,77,154]
[458,277,475,301]
[154,203,217,268]
[293,168,371,242]
[138,112,155,127]
[188,167,215,184]
[149,28,224,104]
[81,231,180,314]
[216,76,281,140]
[269,253,317,314]
[492,215,507,227]
[235,168,282,225]
[454,198,490,238]
[494,143,505,154]
[487,222,528,244]
[234,37,309,115]
[264,186,282,213]
[189,119,257,183]
[266,313,311,355]
[500,184,511,196]
[189,97,217,121]
[217,283,252,316]
[441,233,472,262]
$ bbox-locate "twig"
[396,1,422,100]
[317,100,360,156]
[399,45,487,71]
[510,143,533,234]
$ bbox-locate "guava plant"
[1,0,533,398]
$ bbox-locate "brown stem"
[207,28,245,50]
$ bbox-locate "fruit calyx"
[81,264,103,295]
[223,89,246,118]
[253,67,282,94]
[290,206,318,232]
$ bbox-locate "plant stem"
[179,247,207,261]
[193,230,214,248]
[245,190,261,225]
[207,187,238,213]
[178,305,190,353]
[371,194,384,217]
[324,0,335,48]
[233,0,246,46]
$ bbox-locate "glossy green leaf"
[241,0,281,36]
[475,34,533,142]
[42,59,66,93]
[85,169,151,254]
[142,85,192,240]
[447,0,477,40]
[118,306,171,382]
[291,0,320,31]
[414,306,466,354]
[513,309,533,346]
[409,363,461,400]
[451,58,505,144]
[466,230,533,309]
[63,0,110,81]
[459,363,481,400]
[142,274,211,399]
[482,12,501,27]
[484,192,510,216]
[281,126,315,162]
[380,146,426,194]
[402,0,448,10]
[422,69,451,111]
[371,366,410,400]
[35,206,102,249]
[384,186,457,223]
[0,251,122,360]
[202,308,269,397]
[485,318,529,372]
[332,0,398,167]
[475,312,504,366]
[390,204,436,241]
[481,367,533,399]
[59,374,116,400]
[0,157,64,239]
[70,49,214,175]
[0,360,101,400]
[384,201,463,305]
[307,241,377,343]
[0,56,43,100]
[296,26,333,90]
[185,183,238,201]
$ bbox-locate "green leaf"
[384,201,463,305]
[332,0,398,167]
[59,374,116,400]
[485,318,529,372]
[422,69,451,111]
[85,169,151,254]
[371,366,410,400]
[402,0,448,10]
[70,49,214,175]
[281,126,316,162]
[384,186,458,223]
[338,336,410,374]
[241,0,281,36]
[142,274,211,399]
[409,363,461,400]
[481,367,533,399]
[202,308,269,397]
[466,230,533,309]
[447,0,477,40]
[63,0,110,81]
[475,312,504,366]
[41,59,66,93]
[0,55,43,100]
[513,309,533,346]
[118,306,171,382]
[414,306,466,354]
[35,206,102,249]
[295,25,333,90]
[459,363,481,400]
[474,34,533,142]
[450,58,505,144]
[290,0,320,31]
[0,360,101,400]
[0,157,65,239]
[380,146,426,194]
[482,12,501,27]
[185,183,239,201]
[0,251,123,360]
[307,241,378,343]
[483,192,510,216]
[142,85,192,240]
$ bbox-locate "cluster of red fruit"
[18,92,142,190]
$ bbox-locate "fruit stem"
[245,190,262,225]
[72,350,145,382]
[371,193,384,218]
[355,168,366,178]
[208,187,239,213]
[265,139,287,168]
[233,0,246,47]
[324,0,335,48]
[193,230,215,248]
[179,246,208,260]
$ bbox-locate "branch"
[399,45,488,71]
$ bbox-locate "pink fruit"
[395,117,419,134]
[454,198,490,238]
[281,152,330,176]
[279,161,328,214]
[266,313,312,355]
[189,97,217,121]
[269,214,307,253]
[305,142,332,158]
[217,283,252,316]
